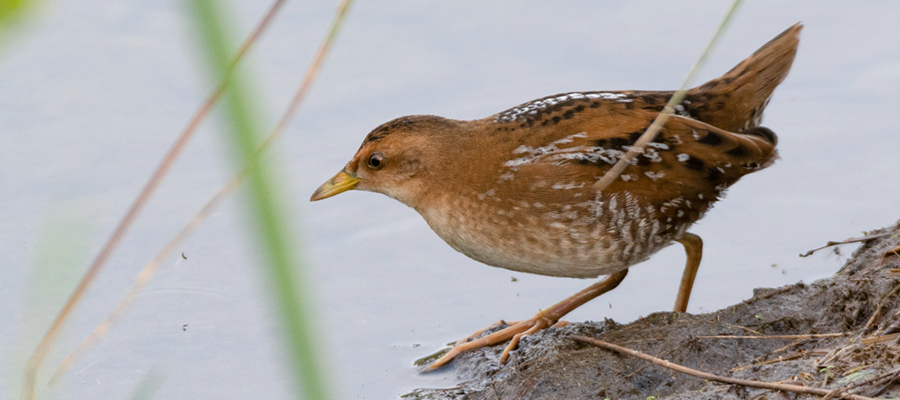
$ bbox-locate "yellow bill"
[310,170,360,201]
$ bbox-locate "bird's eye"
[367,153,385,170]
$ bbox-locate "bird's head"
[310,115,464,207]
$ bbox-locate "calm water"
[2,1,899,399]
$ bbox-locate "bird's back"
[420,25,801,278]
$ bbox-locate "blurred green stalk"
[0,0,29,28]
[1,0,37,49]
[184,1,331,399]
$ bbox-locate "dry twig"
[870,369,900,397]
[625,346,677,379]
[882,246,900,263]
[836,366,900,397]
[698,333,847,340]
[863,282,900,331]
[769,338,813,356]
[882,310,900,336]
[571,336,877,400]
[733,338,816,373]
[861,333,900,346]
[730,351,806,373]
[724,322,764,336]
[730,350,829,373]
[800,233,892,258]
[819,344,863,368]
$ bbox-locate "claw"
[420,270,629,371]
[499,321,545,364]
[424,316,562,370]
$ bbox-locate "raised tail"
[685,23,802,135]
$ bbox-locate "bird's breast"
[416,189,683,279]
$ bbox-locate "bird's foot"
[422,313,568,371]
[421,270,629,371]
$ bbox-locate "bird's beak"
[310,170,360,201]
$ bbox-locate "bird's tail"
[686,23,802,137]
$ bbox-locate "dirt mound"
[406,220,900,400]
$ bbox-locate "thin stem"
[592,0,743,191]
[185,0,353,398]
[571,336,875,400]
[50,0,353,383]
[21,2,287,399]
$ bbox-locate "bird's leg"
[673,232,703,313]
[424,269,628,371]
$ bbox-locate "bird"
[311,23,801,370]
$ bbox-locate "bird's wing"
[492,113,777,213]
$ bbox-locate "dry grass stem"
[724,322,764,335]
[571,336,877,400]
[48,0,354,383]
[22,2,288,398]
[697,333,847,340]
[882,246,900,264]
[863,282,900,331]
[861,333,900,345]
[730,350,828,373]
[592,0,743,191]
[624,347,677,379]
[800,233,892,258]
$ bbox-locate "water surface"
[1,1,898,399]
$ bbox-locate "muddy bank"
[406,220,900,399]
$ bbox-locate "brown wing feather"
[484,110,777,232]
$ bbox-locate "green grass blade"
[0,0,38,50]
[184,1,332,399]
[0,0,30,28]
